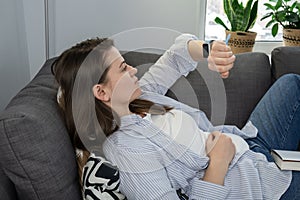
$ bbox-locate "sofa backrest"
[124,51,272,128]
[271,46,300,80]
[0,50,272,200]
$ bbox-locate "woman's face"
[102,47,142,107]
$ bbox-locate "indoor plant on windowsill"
[261,0,300,46]
[214,0,258,54]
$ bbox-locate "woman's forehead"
[102,46,122,69]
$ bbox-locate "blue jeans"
[246,74,300,200]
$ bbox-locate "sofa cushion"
[0,169,17,200]
[271,46,300,80]
[0,58,82,200]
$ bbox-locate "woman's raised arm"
[139,34,235,95]
[139,34,199,95]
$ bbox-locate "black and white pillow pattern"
[82,153,127,200]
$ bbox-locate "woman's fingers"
[208,41,236,79]
[206,131,221,155]
[210,50,233,58]
[220,71,230,79]
[207,60,234,74]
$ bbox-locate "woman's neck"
[112,104,133,117]
[108,102,147,118]
[114,106,147,118]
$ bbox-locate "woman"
[52,34,300,199]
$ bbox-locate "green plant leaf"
[243,0,254,31]
[297,2,300,10]
[272,23,279,37]
[224,0,236,31]
[235,1,246,31]
[214,17,230,30]
[291,1,297,10]
[275,0,283,10]
[286,12,299,23]
[223,0,231,21]
[232,0,240,11]
[276,10,287,22]
[266,19,275,28]
[261,12,273,21]
[264,3,275,11]
[230,0,240,31]
[246,0,258,31]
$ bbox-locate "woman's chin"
[131,88,142,101]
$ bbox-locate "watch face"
[202,43,209,58]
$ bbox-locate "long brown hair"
[51,38,172,183]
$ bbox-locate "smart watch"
[202,40,214,58]
[202,43,209,58]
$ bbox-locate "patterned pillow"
[82,154,127,200]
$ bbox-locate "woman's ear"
[93,84,110,102]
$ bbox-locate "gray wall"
[0,0,30,110]
[49,0,205,57]
[23,0,45,78]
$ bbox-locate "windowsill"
[253,41,283,55]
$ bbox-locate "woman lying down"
[52,34,300,200]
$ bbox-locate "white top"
[146,109,249,157]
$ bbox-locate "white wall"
[23,0,206,77]
[50,0,205,57]
[0,0,30,110]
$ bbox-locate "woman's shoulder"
[82,153,126,200]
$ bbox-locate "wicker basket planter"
[225,30,257,54]
[283,28,300,46]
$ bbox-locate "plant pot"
[225,30,257,54]
[283,28,300,46]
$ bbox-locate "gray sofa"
[0,47,300,200]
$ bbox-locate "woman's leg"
[247,74,300,159]
[246,73,300,200]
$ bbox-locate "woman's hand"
[207,41,235,79]
[206,131,235,166]
[202,131,236,185]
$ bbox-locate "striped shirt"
[103,34,292,200]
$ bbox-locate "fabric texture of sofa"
[1,47,300,200]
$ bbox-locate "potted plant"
[261,0,300,46]
[214,0,258,54]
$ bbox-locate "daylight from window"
[205,0,295,41]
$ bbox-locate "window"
[205,0,285,41]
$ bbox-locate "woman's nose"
[128,66,137,76]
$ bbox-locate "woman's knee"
[274,74,300,93]
[277,73,300,86]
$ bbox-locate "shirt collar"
[119,114,143,128]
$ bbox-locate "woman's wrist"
[187,40,205,62]
[202,158,229,186]
[209,158,229,172]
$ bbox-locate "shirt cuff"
[189,178,230,200]
[170,33,199,76]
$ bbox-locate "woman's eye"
[122,64,127,71]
